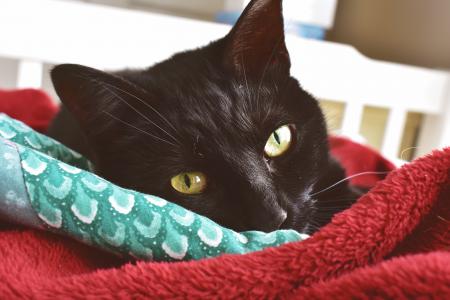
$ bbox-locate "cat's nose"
[252,209,288,233]
[269,209,288,231]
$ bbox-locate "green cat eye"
[264,125,293,158]
[171,172,207,195]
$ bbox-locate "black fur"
[48,0,361,233]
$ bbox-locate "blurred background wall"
[328,0,450,69]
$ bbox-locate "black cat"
[48,0,361,234]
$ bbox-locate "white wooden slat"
[16,60,43,88]
[437,89,450,150]
[0,57,18,89]
[416,77,450,157]
[381,107,407,159]
[288,36,448,115]
[340,102,364,138]
[0,0,448,115]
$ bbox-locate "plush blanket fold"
[0,89,449,299]
[0,89,57,133]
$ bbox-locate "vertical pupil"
[183,174,191,188]
[274,131,281,144]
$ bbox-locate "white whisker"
[240,53,251,101]
[76,73,182,146]
[99,83,181,145]
[400,146,418,161]
[100,81,181,138]
[310,171,391,197]
[256,35,285,113]
[103,111,178,147]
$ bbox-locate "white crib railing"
[0,0,449,162]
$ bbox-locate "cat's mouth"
[278,215,311,234]
[279,218,291,230]
[276,193,317,233]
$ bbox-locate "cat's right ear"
[51,64,147,131]
[223,0,290,78]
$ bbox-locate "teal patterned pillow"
[0,114,308,261]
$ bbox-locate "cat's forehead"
[144,63,280,134]
[126,50,304,153]
[172,84,261,139]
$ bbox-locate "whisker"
[311,214,334,219]
[308,218,331,225]
[103,111,178,147]
[317,201,358,208]
[97,82,181,145]
[316,202,357,208]
[437,215,450,224]
[256,35,285,112]
[317,195,363,202]
[305,221,323,234]
[240,53,251,102]
[98,80,182,139]
[315,206,353,211]
[310,171,391,197]
[400,146,418,161]
[75,73,181,143]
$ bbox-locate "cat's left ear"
[51,64,150,134]
[224,0,290,77]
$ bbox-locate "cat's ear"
[224,0,290,77]
[51,64,147,131]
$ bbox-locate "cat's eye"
[264,125,293,158]
[171,172,207,195]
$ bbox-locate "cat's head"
[51,0,330,232]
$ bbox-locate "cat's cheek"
[264,158,278,174]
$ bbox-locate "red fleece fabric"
[329,136,396,188]
[0,90,449,299]
[0,89,58,133]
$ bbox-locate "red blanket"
[0,89,57,133]
[1,89,449,299]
